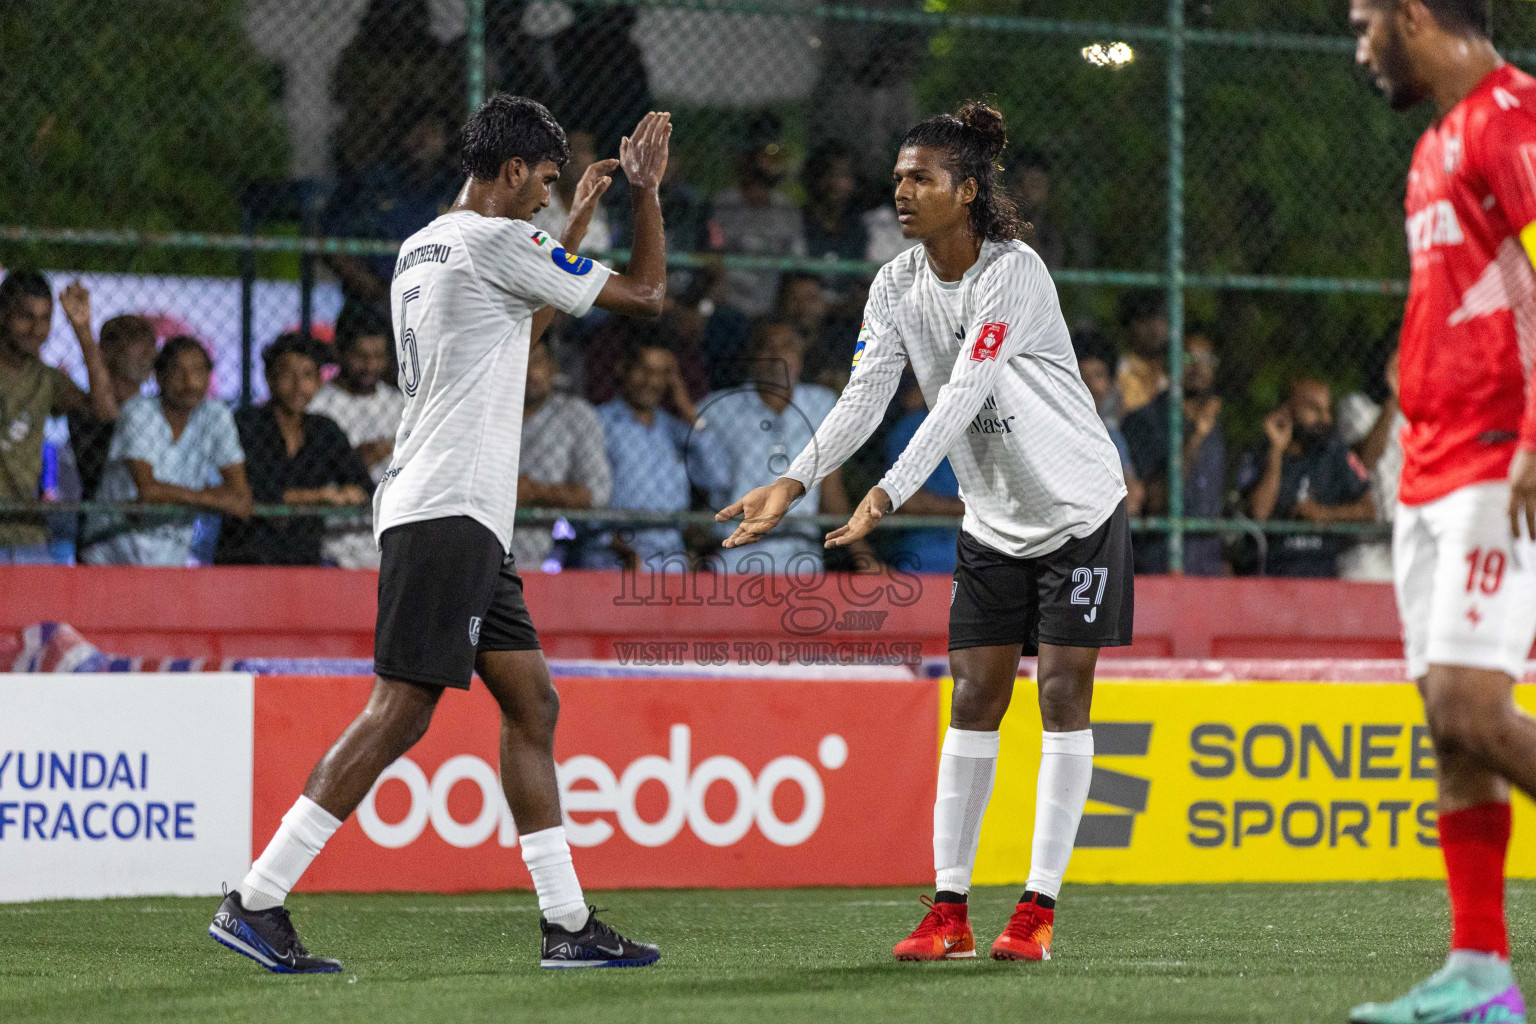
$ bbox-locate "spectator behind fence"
[1337,347,1404,583]
[802,141,869,266]
[706,318,870,573]
[883,374,962,574]
[608,149,713,303]
[69,313,157,498]
[332,0,456,175]
[309,302,405,569]
[1007,147,1065,271]
[516,338,612,570]
[80,337,250,566]
[1239,374,1375,577]
[0,271,117,562]
[322,102,460,311]
[216,334,372,566]
[1072,329,1142,515]
[590,338,727,571]
[1116,291,1170,415]
[1123,330,1226,575]
[532,130,612,255]
[547,3,653,160]
[711,132,806,318]
[481,0,554,102]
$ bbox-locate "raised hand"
[1264,407,1293,452]
[59,281,91,332]
[570,158,619,222]
[619,112,672,192]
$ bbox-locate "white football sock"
[933,728,1000,896]
[239,795,342,911]
[520,825,589,931]
[1024,728,1095,901]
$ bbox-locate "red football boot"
[893,896,976,961]
[991,895,1054,961]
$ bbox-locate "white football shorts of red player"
[1396,482,1536,680]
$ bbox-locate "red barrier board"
[253,675,937,892]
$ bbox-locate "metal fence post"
[1166,0,1187,574]
[466,0,486,114]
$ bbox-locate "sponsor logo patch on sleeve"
[551,246,594,276]
[850,336,866,371]
[969,322,1008,362]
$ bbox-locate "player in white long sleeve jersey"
[719,103,1132,963]
[211,97,672,974]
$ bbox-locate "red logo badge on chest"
[969,322,1008,362]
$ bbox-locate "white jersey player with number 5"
[211,96,674,974]
[719,102,1132,963]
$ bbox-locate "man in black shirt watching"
[216,333,372,565]
[1240,374,1375,577]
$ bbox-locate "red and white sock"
[1439,801,1512,959]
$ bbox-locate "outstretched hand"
[824,487,893,549]
[716,478,802,549]
[620,112,671,192]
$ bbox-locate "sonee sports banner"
[962,679,1536,885]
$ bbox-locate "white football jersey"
[782,239,1125,559]
[375,211,612,552]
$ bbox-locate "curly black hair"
[461,93,569,181]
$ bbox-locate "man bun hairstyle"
[461,93,570,181]
[900,101,1024,242]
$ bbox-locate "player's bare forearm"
[596,112,671,318]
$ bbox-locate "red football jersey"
[1399,63,1536,507]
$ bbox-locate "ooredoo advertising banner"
[253,675,938,892]
[966,679,1536,885]
[0,673,254,902]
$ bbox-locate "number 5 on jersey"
[398,286,423,396]
[1071,567,1108,623]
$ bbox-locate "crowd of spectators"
[0,1,1403,577]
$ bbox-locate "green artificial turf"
[0,881,1520,1023]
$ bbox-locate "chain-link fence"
[3,0,1535,574]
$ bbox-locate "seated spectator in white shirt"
[309,301,405,568]
[515,337,611,571]
[80,336,251,565]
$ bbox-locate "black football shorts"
[948,499,1134,653]
[374,515,541,690]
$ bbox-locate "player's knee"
[504,682,559,744]
[1036,674,1091,732]
[950,677,1007,730]
[1425,692,1503,761]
